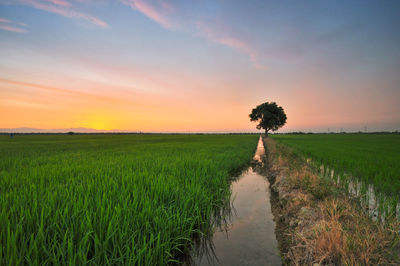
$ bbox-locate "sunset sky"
[1,0,399,132]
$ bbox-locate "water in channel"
[193,136,281,265]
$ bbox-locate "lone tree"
[249,101,287,136]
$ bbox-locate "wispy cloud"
[120,0,265,69]
[0,18,28,26]
[0,78,132,105]
[195,21,266,69]
[0,24,27,33]
[15,0,108,28]
[45,0,70,7]
[121,0,174,28]
[0,17,28,32]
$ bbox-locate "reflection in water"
[191,137,281,266]
[253,136,265,163]
[315,163,400,223]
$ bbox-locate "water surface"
[194,137,281,265]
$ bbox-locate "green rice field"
[0,134,259,265]
[271,134,400,197]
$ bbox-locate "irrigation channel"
[314,163,400,223]
[191,137,281,265]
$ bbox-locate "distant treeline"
[274,131,399,135]
[0,132,260,135]
[1,131,399,135]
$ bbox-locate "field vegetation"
[271,134,400,219]
[271,134,400,196]
[265,137,400,265]
[0,134,258,265]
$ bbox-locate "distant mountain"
[0,127,136,133]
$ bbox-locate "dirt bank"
[263,137,400,265]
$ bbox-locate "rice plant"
[271,133,400,221]
[0,134,259,265]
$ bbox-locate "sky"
[0,0,399,133]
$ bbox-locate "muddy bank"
[263,137,400,265]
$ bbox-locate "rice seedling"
[0,134,258,265]
[265,137,400,265]
[271,133,400,221]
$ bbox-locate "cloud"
[0,17,28,32]
[0,24,27,33]
[45,0,70,7]
[121,0,174,28]
[5,0,264,67]
[195,21,266,69]
[15,0,108,28]
[0,18,27,26]
[120,0,265,69]
[0,77,132,105]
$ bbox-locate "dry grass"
[265,137,400,265]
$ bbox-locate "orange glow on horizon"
[1,62,399,133]
[0,77,257,132]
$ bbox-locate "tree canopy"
[249,102,287,135]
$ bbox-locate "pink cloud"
[0,24,27,33]
[0,17,28,32]
[121,0,174,28]
[0,17,28,26]
[0,77,135,106]
[17,0,108,28]
[45,0,70,7]
[120,1,265,69]
[195,22,266,70]
[159,0,174,12]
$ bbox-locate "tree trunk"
[265,129,269,137]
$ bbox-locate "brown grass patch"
[264,137,400,265]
